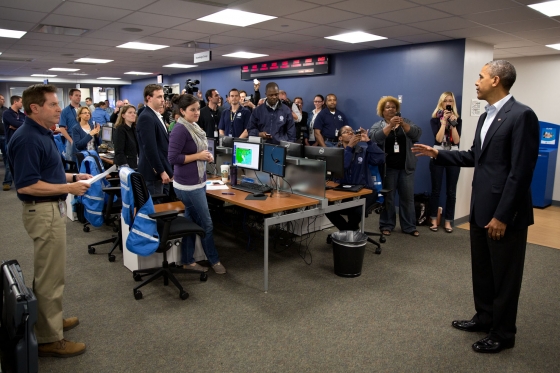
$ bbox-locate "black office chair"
[127,172,208,300]
[87,186,123,262]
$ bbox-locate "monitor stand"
[269,174,290,198]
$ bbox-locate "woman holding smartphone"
[428,92,462,233]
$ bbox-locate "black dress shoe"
[451,319,491,333]
[472,336,515,353]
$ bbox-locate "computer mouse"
[253,192,265,197]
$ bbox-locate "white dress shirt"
[480,93,512,148]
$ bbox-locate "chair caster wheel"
[83,226,90,232]
[200,273,208,281]
[375,248,382,255]
[113,226,119,232]
[88,247,95,254]
[108,254,116,262]
[380,236,386,243]
[133,273,142,282]
[134,290,143,300]
[326,234,332,244]
[180,291,189,300]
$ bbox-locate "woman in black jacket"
[113,104,138,168]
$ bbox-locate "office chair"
[87,185,122,262]
[127,171,208,300]
[362,188,391,255]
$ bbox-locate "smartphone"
[445,105,452,111]
[395,112,401,117]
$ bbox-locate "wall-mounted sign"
[241,55,330,80]
[194,50,212,63]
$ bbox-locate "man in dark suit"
[135,84,173,195]
[412,60,540,354]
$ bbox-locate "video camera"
[185,79,200,95]
[163,85,173,101]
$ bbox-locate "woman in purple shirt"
[168,94,226,274]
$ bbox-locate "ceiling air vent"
[0,57,35,62]
[33,24,89,37]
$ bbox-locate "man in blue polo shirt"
[58,88,82,159]
[247,82,295,145]
[314,93,349,147]
[218,88,251,138]
[8,84,91,358]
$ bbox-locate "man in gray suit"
[413,60,540,353]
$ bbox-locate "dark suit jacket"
[435,97,540,230]
[135,107,173,181]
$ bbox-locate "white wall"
[507,55,560,201]
[454,40,494,221]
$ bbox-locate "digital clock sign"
[241,55,330,80]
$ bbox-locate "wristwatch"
[72,174,77,182]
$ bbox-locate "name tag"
[394,144,400,153]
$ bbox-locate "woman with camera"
[369,96,422,237]
[428,92,462,233]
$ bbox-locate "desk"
[99,154,114,165]
[206,186,371,292]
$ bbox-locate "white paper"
[206,180,229,190]
[79,165,117,185]
[470,99,483,117]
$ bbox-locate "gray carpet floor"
[1,164,559,372]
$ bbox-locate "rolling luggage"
[0,260,38,373]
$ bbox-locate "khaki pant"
[22,201,66,343]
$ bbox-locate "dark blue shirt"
[247,102,295,145]
[2,108,26,144]
[341,141,384,189]
[59,104,79,138]
[8,117,67,202]
[218,106,251,137]
[314,108,348,139]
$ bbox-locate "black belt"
[23,198,61,204]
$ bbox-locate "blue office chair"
[125,171,208,300]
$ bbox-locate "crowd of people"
[0,59,541,357]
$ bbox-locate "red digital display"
[317,56,326,62]
[240,55,329,80]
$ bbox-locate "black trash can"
[331,231,368,278]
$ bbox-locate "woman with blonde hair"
[369,96,422,237]
[428,92,461,233]
[71,106,100,157]
[113,104,139,168]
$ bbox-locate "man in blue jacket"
[247,82,295,145]
[325,126,384,231]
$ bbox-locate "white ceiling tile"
[294,25,349,37]
[430,0,521,16]
[301,0,346,5]
[470,34,523,44]
[150,29,211,42]
[84,31,137,42]
[140,0,224,18]
[504,46,560,56]
[262,33,318,43]
[0,21,37,32]
[118,12,191,28]
[223,27,280,39]
[491,18,559,33]
[328,0,417,15]
[395,33,452,43]
[492,49,524,58]
[251,17,317,32]
[369,25,426,38]
[17,39,68,48]
[233,0,319,16]
[68,0,157,11]
[511,28,560,39]
[99,23,166,36]
[463,8,547,25]
[173,21,238,34]
[440,27,506,38]
[53,2,133,22]
[41,14,112,30]
[0,0,61,13]
[21,33,80,43]
[409,17,479,32]
[284,7,362,24]
[494,40,540,49]
[374,6,453,23]
[201,35,246,45]
[329,16,396,30]
[363,39,411,48]
[0,8,47,23]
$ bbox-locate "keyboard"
[231,181,272,194]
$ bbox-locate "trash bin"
[331,231,368,278]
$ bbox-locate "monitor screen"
[101,126,113,142]
[222,136,248,148]
[304,146,344,179]
[207,138,215,163]
[279,141,303,157]
[233,141,261,171]
[262,143,287,177]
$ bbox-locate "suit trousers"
[469,224,527,341]
[22,201,66,343]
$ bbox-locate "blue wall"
[120,39,466,193]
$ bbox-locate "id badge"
[393,144,400,153]
[58,200,67,218]
[335,129,339,137]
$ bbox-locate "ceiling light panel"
[74,58,113,63]
[222,52,269,58]
[117,42,169,50]
[49,68,80,71]
[0,28,27,39]
[163,63,198,68]
[325,31,387,44]
[546,43,560,50]
[198,10,276,27]
[97,77,121,80]
[124,71,152,75]
[528,1,560,17]
[31,74,57,77]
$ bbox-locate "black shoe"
[452,319,491,333]
[472,336,515,353]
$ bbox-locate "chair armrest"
[149,210,179,220]
[102,186,121,194]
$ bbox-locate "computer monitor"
[304,146,345,180]
[222,136,248,148]
[262,143,287,177]
[279,140,304,157]
[101,126,113,142]
[232,140,261,171]
[207,138,215,163]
